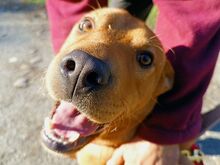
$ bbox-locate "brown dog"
[42,8,174,164]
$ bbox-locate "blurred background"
[0,0,219,164]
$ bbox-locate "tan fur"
[46,8,174,164]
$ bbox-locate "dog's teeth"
[44,117,52,130]
[47,131,61,143]
[47,131,55,140]
[43,117,80,144]
[62,141,68,145]
[68,132,80,142]
[51,132,62,143]
[60,135,65,141]
[44,119,62,143]
[48,132,55,140]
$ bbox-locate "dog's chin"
[41,101,105,153]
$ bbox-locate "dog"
[41,7,192,164]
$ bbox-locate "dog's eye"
[79,17,94,32]
[137,51,153,68]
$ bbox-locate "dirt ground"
[0,2,219,165]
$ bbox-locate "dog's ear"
[154,60,174,96]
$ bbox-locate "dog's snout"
[61,57,76,74]
[60,50,111,95]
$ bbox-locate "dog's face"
[42,8,173,155]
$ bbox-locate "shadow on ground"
[198,123,220,155]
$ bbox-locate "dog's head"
[42,8,174,155]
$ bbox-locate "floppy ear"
[155,60,174,96]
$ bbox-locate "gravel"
[13,77,29,88]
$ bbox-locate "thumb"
[107,148,124,165]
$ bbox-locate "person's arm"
[138,0,220,144]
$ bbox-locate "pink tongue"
[51,101,99,138]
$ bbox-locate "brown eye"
[79,17,94,32]
[137,51,153,68]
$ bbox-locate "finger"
[179,155,193,165]
[107,148,124,165]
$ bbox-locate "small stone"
[8,57,18,63]
[21,134,29,141]
[13,77,29,88]
[28,48,38,55]
[0,33,7,38]
[20,70,32,77]
[8,148,16,154]
[36,12,47,19]
[29,56,42,65]
[19,64,32,76]
[20,64,31,70]
[36,30,43,36]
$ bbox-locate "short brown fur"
[46,8,175,164]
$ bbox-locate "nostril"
[86,71,104,88]
[64,59,76,72]
[86,72,100,87]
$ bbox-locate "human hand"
[107,137,180,165]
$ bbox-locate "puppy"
[42,8,174,164]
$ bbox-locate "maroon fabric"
[46,0,220,144]
[138,0,220,144]
[46,0,107,53]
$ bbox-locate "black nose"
[60,50,111,94]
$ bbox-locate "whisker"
[148,33,162,41]
[167,47,176,56]
[150,96,159,105]
[148,34,159,41]
[148,33,176,57]
[108,24,112,30]
[87,4,97,11]
[95,0,102,9]
[106,98,127,133]
[150,43,164,54]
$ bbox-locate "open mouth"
[41,101,104,152]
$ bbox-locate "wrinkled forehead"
[84,8,145,31]
[82,8,155,49]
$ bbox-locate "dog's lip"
[41,123,102,152]
[41,101,105,152]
